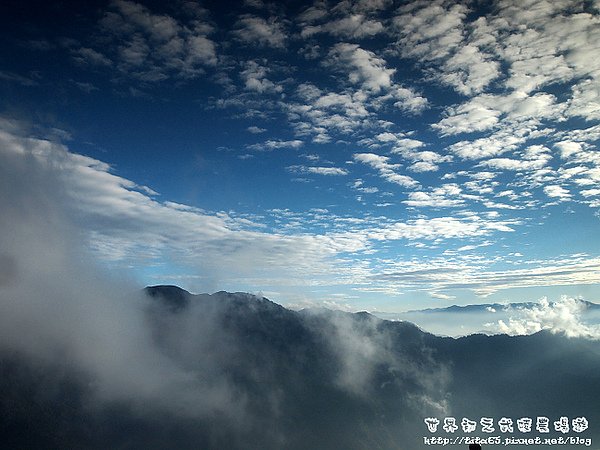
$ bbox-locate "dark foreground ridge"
[1,285,599,450]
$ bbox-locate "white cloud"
[240,60,283,94]
[302,14,384,38]
[353,153,419,188]
[0,123,374,292]
[494,3,600,99]
[185,35,218,68]
[72,47,112,66]
[366,215,514,242]
[496,296,600,339]
[296,82,323,101]
[389,87,429,113]
[0,116,548,300]
[372,254,600,298]
[375,132,405,144]
[314,92,369,117]
[392,1,468,61]
[0,70,40,87]
[554,141,584,159]
[544,185,571,201]
[423,0,600,171]
[408,161,440,172]
[581,189,600,198]
[376,134,426,152]
[247,126,266,134]
[243,0,265,8]
[434,92,561,136]
[287,165,349,176]
[448,123,545,160]
[297,2,328,23]
[328,43,395,93]
[390,0,501,96]
[479,145,552,172]
[284,81,420,143]
[430,291,456,300]
[441,44,500,96]
[567,78,600,121]
[88,0,218,81]
[369,86,428,114]
[332,0,394,14]
[351,179,379,194]
[505,54,573,94]
[480,157,546,171]
[247,139,304,150]
[110,0,181,39]
[434,96,501,135]
[232,15,287,48]
[403,185,465,208]
[379,134,451,172]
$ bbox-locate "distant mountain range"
[401,299,600,314]
[1,285,599,449]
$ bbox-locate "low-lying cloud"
[497,296,600,339]
[0,124,243,419]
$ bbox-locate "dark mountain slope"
[0,286,598,449]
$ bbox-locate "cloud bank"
[497,296,600,339]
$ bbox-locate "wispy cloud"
[248,139,304,151]
[370,254,600,298]
[353,153,419,188]
[287,165,349,176]
[247,126,266,134]
[302,14,384,39]
[232,14,287,48]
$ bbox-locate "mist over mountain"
[1,285,599,450]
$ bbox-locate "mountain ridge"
[1,284,599,449]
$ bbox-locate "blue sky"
[1,0,600,311]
